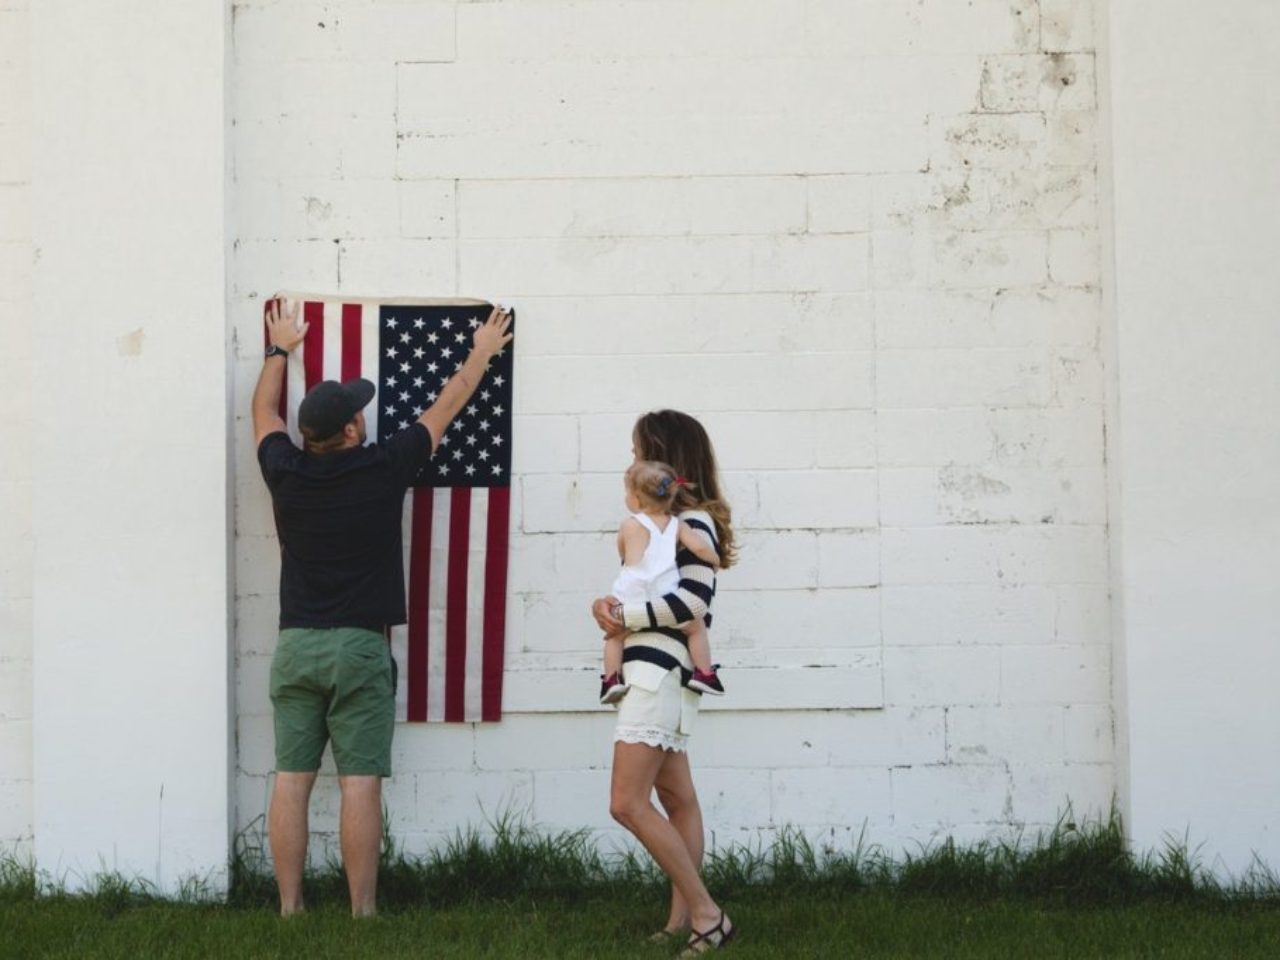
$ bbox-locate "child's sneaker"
[599,672,630,705]
[687,666,725,696]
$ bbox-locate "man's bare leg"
[269,771,317,915]
[339,775,383,917]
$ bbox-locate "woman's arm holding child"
[593,516,718,633]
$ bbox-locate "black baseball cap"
[298,378,376,441]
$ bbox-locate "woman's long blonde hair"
[632,409,737,569]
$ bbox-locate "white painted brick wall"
[0,0,32,856]
[227,0,1111,856]
[7,0,1264,877]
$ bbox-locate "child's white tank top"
[610,513,681,604]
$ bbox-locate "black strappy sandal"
[679,911,735,956]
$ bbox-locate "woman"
[591,409,738,955]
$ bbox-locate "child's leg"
[603,634,624,677]
[684,621,713,674]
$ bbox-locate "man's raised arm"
[418,306,514,456]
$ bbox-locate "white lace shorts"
[613,638,699,753]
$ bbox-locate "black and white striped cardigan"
[620,508,718,639]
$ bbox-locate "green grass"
[3,892,1279,959]
[3,812,1278,959]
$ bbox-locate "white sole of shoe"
[600,685,630,705]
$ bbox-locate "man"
[251,298,513,916]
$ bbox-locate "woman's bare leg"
[610,741,723,935]
[654,749,704,932]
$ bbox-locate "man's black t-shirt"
[257,424,432,632]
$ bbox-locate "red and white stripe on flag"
[396,486,510,723]
[263,294,510,723]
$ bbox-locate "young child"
[600,460,726,704]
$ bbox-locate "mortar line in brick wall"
[942,707,951,761]
[1043,228,1053,289]
[520,351,859,361]
[524,353,869,366]
[648,406,884,416]
[970,107,1054,118]
[456,291,874,300]
[394,167,937,182]
[802,174,812,234]
[876,519,1103,530]
[465,287,865,298]
[517,409,1082,422]
[516,471,525,537]
[574,416,582,473]
[765,768,777,824]
[392,57,401,179]
[563,470,873,481]
[843,404,1099,415]
[868,223,886,710]
[448,172,866,184]
[458,229,871,241]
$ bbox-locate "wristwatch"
[265,344,289,360]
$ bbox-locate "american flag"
[264,294,513,723]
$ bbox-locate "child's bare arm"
[619,517,649,566]
[679,520,720,567]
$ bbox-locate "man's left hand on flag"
[420,305,513,458]
[265,297,308,352]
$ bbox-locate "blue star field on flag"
[377,305,514,488]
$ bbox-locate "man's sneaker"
[687,666,725,696]
[600,672,630,705]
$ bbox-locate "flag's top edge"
[273,291,492,307]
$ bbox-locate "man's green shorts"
[269,627,396,777]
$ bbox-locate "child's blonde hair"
[625,460,686,512]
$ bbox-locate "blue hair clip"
[656,477,671,498]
